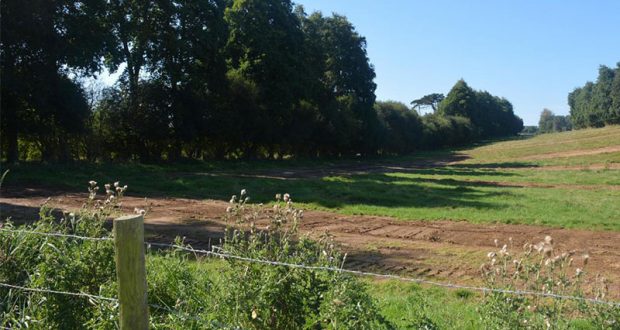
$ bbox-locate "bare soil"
[2,187,619,298]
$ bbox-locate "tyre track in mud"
[2,188,619,298]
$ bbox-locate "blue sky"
[297,0,620,125]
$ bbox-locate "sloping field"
[2,126,620,327]
[462,125,620,166]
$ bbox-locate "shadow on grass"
[450,162,539,169]
[0,203,43,224]
[1,160,530,213]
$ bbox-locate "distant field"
[3,126,620,230]
[463,125,620,165]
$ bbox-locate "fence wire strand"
[0,227,112,242]
[2,227,619,307]
[0,282,117,302]
[147,242,620,307]
[0,282,222,326]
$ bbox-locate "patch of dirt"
[2,188,619,299]
[519,146,620,161]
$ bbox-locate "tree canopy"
[1,1,523,162]
[569,63,620,129]
[410,93,444,113]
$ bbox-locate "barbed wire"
[2,227,619,307]
[0,282,229,327]
[0,227,112,242]
[0,282,117,302]
[147,242,620,307]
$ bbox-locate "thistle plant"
[479,235,618,329]
[218,190,391,330]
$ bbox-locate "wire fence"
[1,227,619,310]
[0,281,211,324]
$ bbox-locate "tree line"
[1,0,523,162]
[568,62,620,129]
[537,109,571,134]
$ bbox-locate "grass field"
[2,126,620,328]
[5,126,620,231]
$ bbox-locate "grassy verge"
[5,161,620,231]
[3,126,620,231]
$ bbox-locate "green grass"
[182,257,485,328]
[366,280,482,329]
[3,126,620,231]
[463,125,620,165]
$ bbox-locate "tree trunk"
[4,102,19,163]
[6,124,19,163]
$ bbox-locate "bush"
[478,236,619,329]
[217,191,391,329]
[1,185,394,329]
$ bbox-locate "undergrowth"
[1,182,618,328]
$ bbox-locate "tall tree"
[591,65,615,126]
[225,0,307,157]
[569,62,620,129]
[1,0,109,161]
[538,109,555,133]
[310,12,378,154]
[610,63,620,125]
[437,80,476,118]
[410,93,444,113]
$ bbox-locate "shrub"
[478,236,619,329]
[1,184,394,329]
[217,190,391,329]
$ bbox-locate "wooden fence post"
[114,214,149,329]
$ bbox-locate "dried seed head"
[494,239,499,247]
[534,242,544,253]
[543,245,553,257]
[240,189,247,196]
[544,235,553,245]
[583,254,589,265]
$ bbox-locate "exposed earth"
[2,186,619,299]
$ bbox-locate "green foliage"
[1,1,524,162]
[0,0,109,162]
[570,63,620,129]
[478,236,619,329]
[218,191,391,329]
[421,114,475,148]
[1,185,396,329]
[539,109,572,134]
[375,101,423,154]
[411,93,445,113]
[437,80,523,139]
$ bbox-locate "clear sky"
[297,0,620,125]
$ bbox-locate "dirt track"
[2,188,619,298]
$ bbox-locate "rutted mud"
[2,188,619,298]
